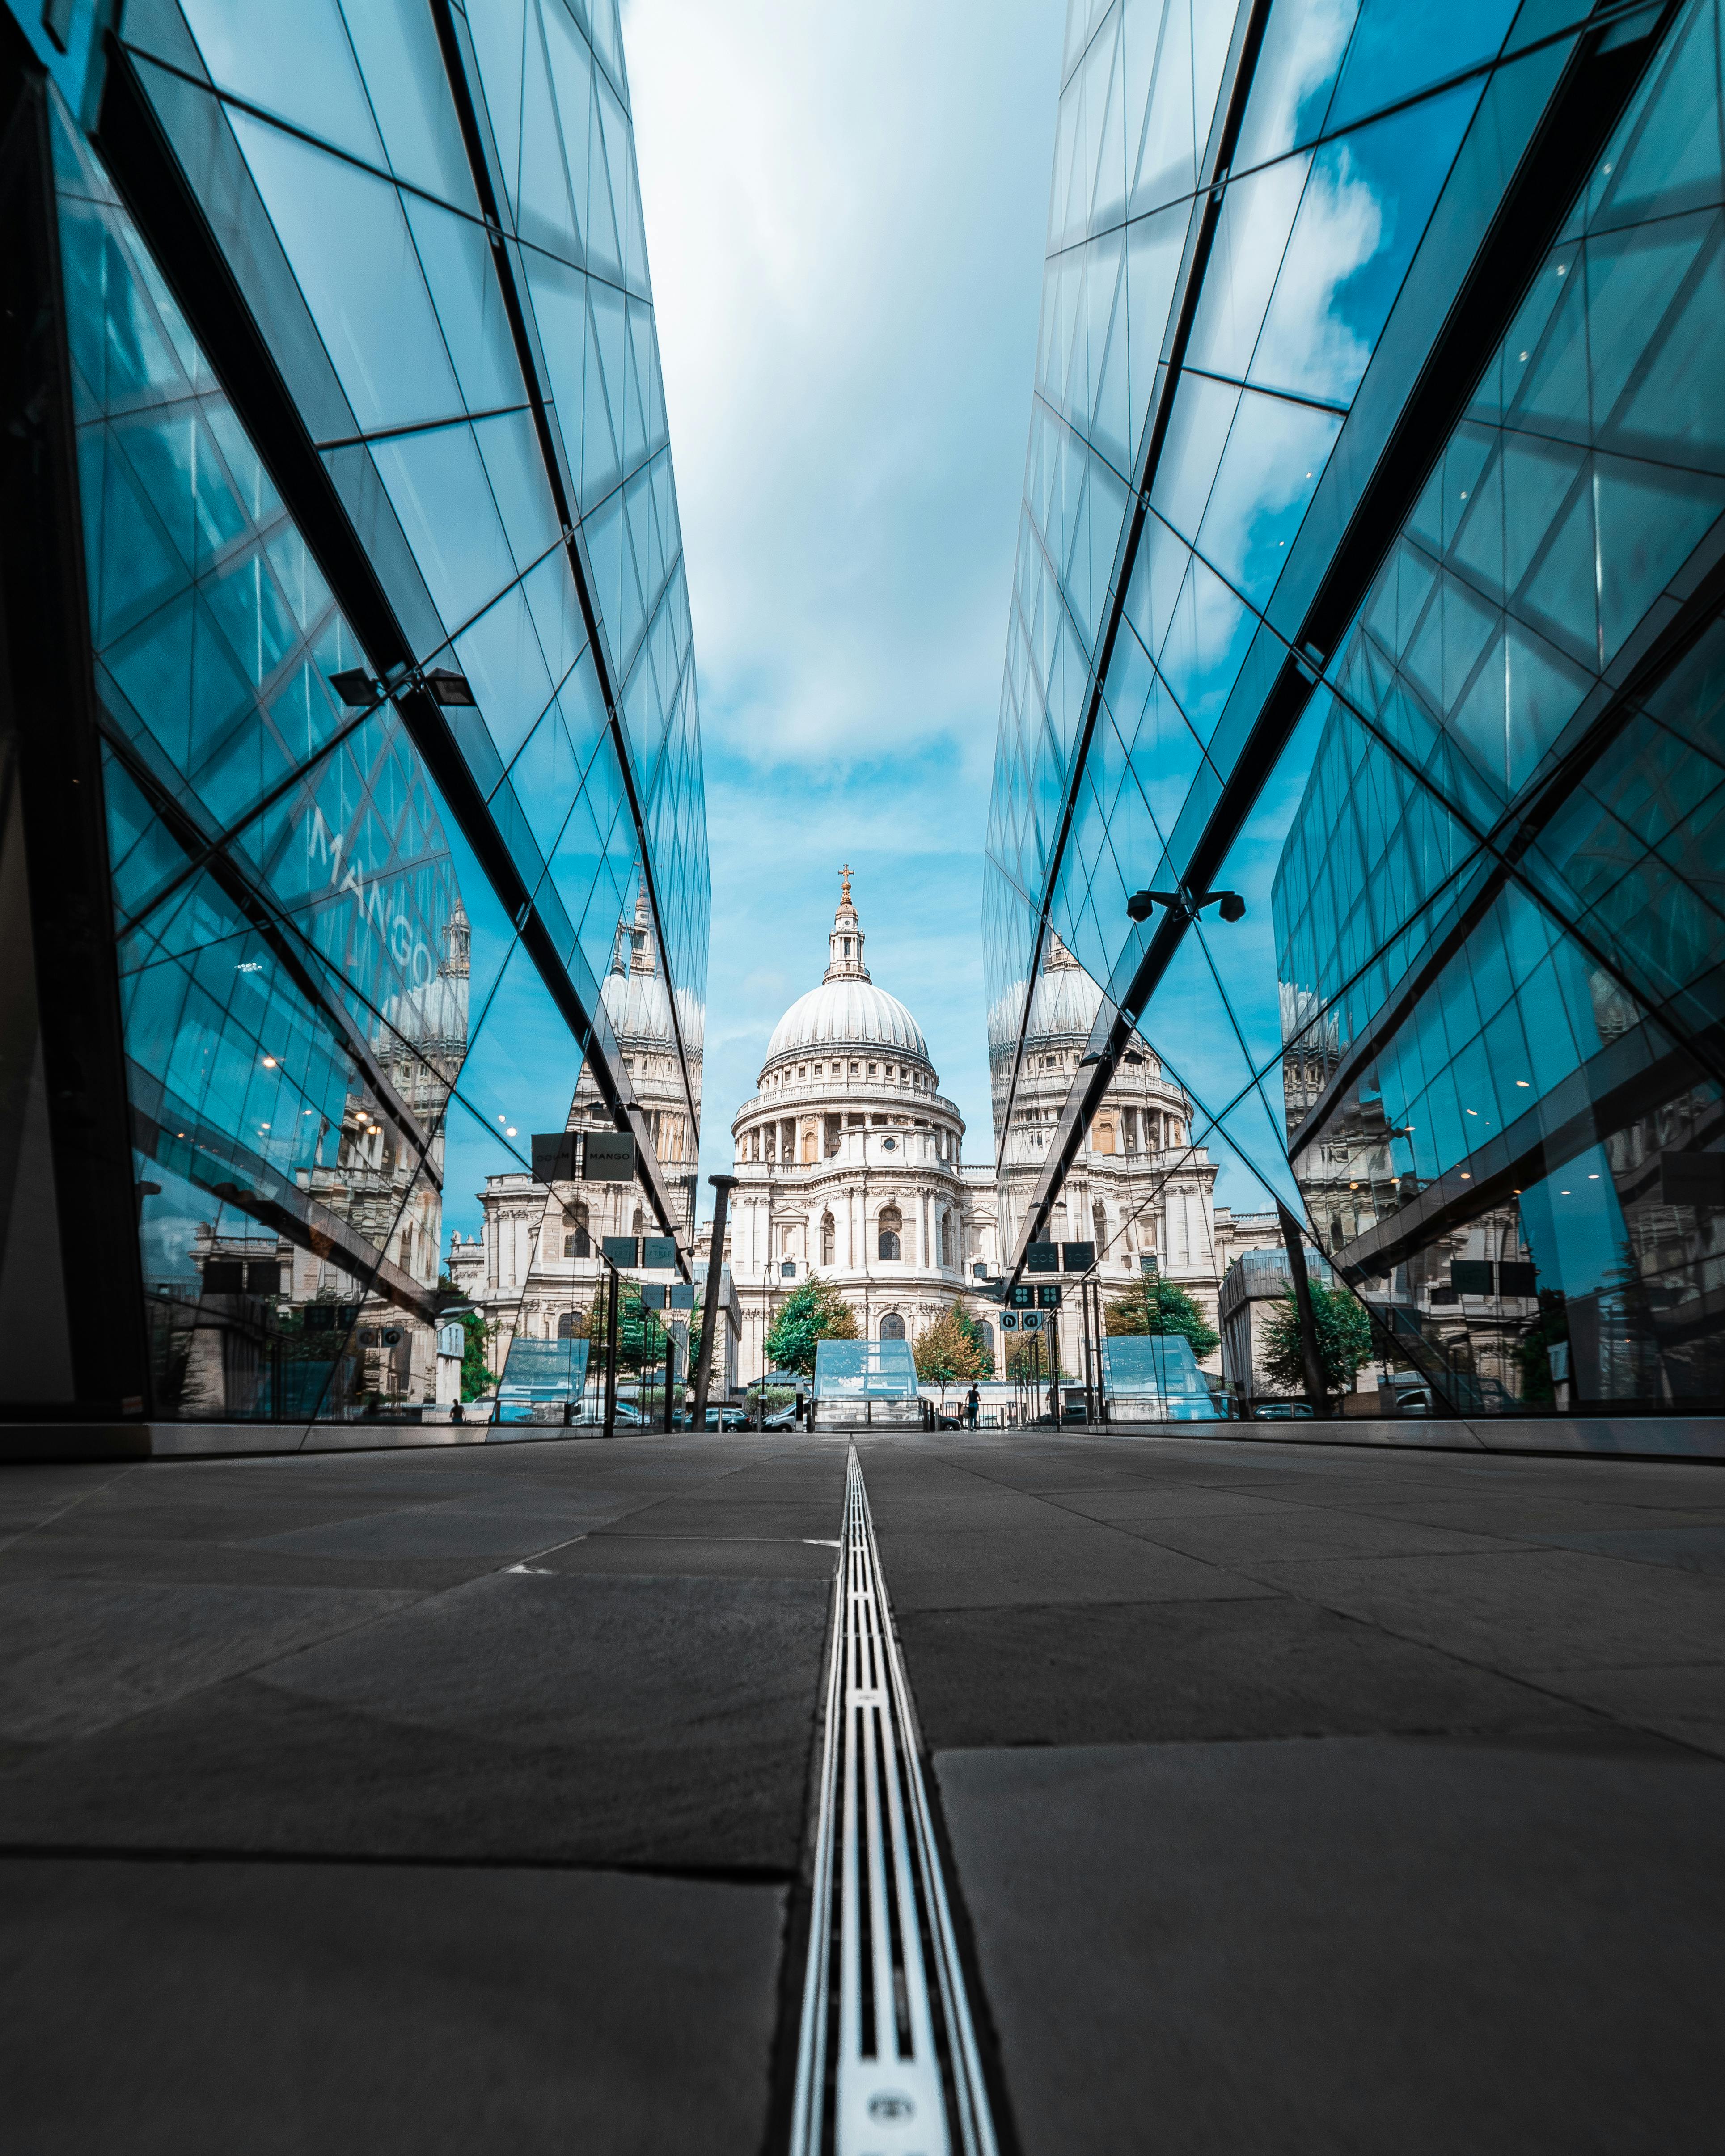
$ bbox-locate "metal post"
[602,1259,621,1439]
[1278,1202,1329,1417]
[691,1173,738,1434]
[663,1314,676,1433]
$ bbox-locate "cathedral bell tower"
[823,863,870,983]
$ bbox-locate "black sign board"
[1498,1261,1538,1297]
[601,1235,639,1266]
[1025,1241,1059,1273]
[1000,1312,1019,1331]
[1009,1283,1035,1310]
[1450,1260,1494,1296]
[1061,1241,1095,1273]
[1036,1284,1063,1310]
[583,1131,638,1182]
[668,1284,695,1309]
[531,1131,579,1183]
[641,1234,677,1269]
[638,1285,666,1309]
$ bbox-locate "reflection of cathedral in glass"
[985,0,1725,1415]
[0,1,709,1425]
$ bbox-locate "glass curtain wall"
[985,0,1725,1414]
[7,0,708,1425]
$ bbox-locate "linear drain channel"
[790,1449,997,2156]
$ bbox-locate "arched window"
[939,1210,953,1267]
[556,1310,583,1340]
[631,1205,644,1236]
[878,1205,902,1262]
[820,1212,836,1265]
[880,1312,906,1340]
[564,1201,590,1258]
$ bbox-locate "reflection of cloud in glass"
[1235,0,1358,169]
[1250,144,1382,403]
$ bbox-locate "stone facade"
[707,877,1281,1391]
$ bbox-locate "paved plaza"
[2,1429,1721,2152]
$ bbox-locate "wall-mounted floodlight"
[329,669,381,706]
[423,668,477,707]
[1126,886,1246,924]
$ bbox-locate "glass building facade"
[0,0,707,1427]
[986,0,1725,1413]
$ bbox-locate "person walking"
[965,1382,980,1430]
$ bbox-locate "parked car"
[1250,1400,1315,1420]
[673,1404,750,1430]
[761,1401,800,1430]
[1392,1386,1433,1416]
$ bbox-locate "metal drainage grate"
[790,1448,997,2156]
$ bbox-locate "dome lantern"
[824,863,867,983]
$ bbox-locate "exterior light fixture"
[423,668,477,706]
[329,668,381,706]
[262,1056,277,1068]
[1126,887,1245,924]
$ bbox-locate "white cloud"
[621,0,1065,1187]
[624,0,1063,769]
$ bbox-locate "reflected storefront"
[985,0,1725,1415]
[0,0,707,1428]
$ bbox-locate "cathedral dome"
[761,868,932,1071]
[602,964,674,1045]
[766,978,928,1062]
[1023,957,1103,1040]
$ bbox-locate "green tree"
[586,1277,678,1381]
[956,1303,996,1379]
[913,1303,984,1392]
[458,1307,496,1403]
[765,1273,860,1376]
[1259,1283,1374,1399]
[1104,1275,1219,1362]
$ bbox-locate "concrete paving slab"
[1122,1505,1522,1564]
[0,1857,784,2156]
[0,1532,503,1595]
[871,1523,1280,1611]
[0,1578,423,1744]
[543,1533,841,1580]
[1522,1661,1725,1759]
[935,1736,1725,2156]
[1531,1523,1725,1575]
[1248,1545,1725,1674]
[1038,1486,1311,1524]
[599,1497,844,1539]
[896,1597,1590,1749]
[0,1572,831,1870]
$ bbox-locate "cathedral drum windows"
[880,1313,906,1340]
[879,1205,904,1262]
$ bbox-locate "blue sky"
[623,0,1064,1213]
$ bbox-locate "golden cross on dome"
[840,863,853,904]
